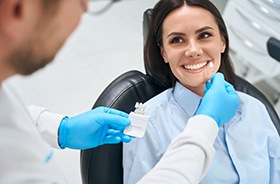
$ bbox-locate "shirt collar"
[172,82,244,126]
[173,81,202,117]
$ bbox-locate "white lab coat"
[0,83,67,184]
[138,115,218,184]
[0,83,218,184]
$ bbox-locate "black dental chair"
[80,8,280,184]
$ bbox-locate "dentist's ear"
[0,0,41,41]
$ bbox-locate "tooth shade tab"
[209,61,214,75]
[184,62,207,70]
[210,61,214,68]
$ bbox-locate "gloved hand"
[195,73,239,127]
[58,106,131,150]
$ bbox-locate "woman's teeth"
[184,62,207,70]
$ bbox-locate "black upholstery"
[80,8,280,184]
[80,70,166,184]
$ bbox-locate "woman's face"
[160,5,226,96]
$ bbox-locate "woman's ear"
[221,37,226,53]
[160,46,168,63]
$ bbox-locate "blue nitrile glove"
[58,106,132,150]
[195,73,239,127]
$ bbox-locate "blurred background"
[5,0,280,183]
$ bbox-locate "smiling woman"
[123,0,280,183]
[159,5,226,96]
[144,0,235,90]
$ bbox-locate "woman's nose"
[185,40,202,59]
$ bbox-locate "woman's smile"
[183,61,207,70]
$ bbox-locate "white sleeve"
[137,115,218,184]
[28,105,66,149]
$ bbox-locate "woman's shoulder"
[237,91,266,108]
[236,91,271,118]
[235,91,279,136]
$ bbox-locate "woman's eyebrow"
[195,26,214,34]
[167,32,186,38]
[166,26,214,38]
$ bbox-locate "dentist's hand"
[195,73,239,127]
[58,106,131,150]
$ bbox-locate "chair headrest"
[143,8,161,83]
[143,8,153,46]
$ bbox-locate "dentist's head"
[0,0,88,82]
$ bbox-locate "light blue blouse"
[123,82,280,184]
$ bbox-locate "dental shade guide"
[124,102,150,138]
[208,61,214,82]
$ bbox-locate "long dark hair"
[144,0,236,88]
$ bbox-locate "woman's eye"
[199,32,211,39]
[170,37,183,44]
